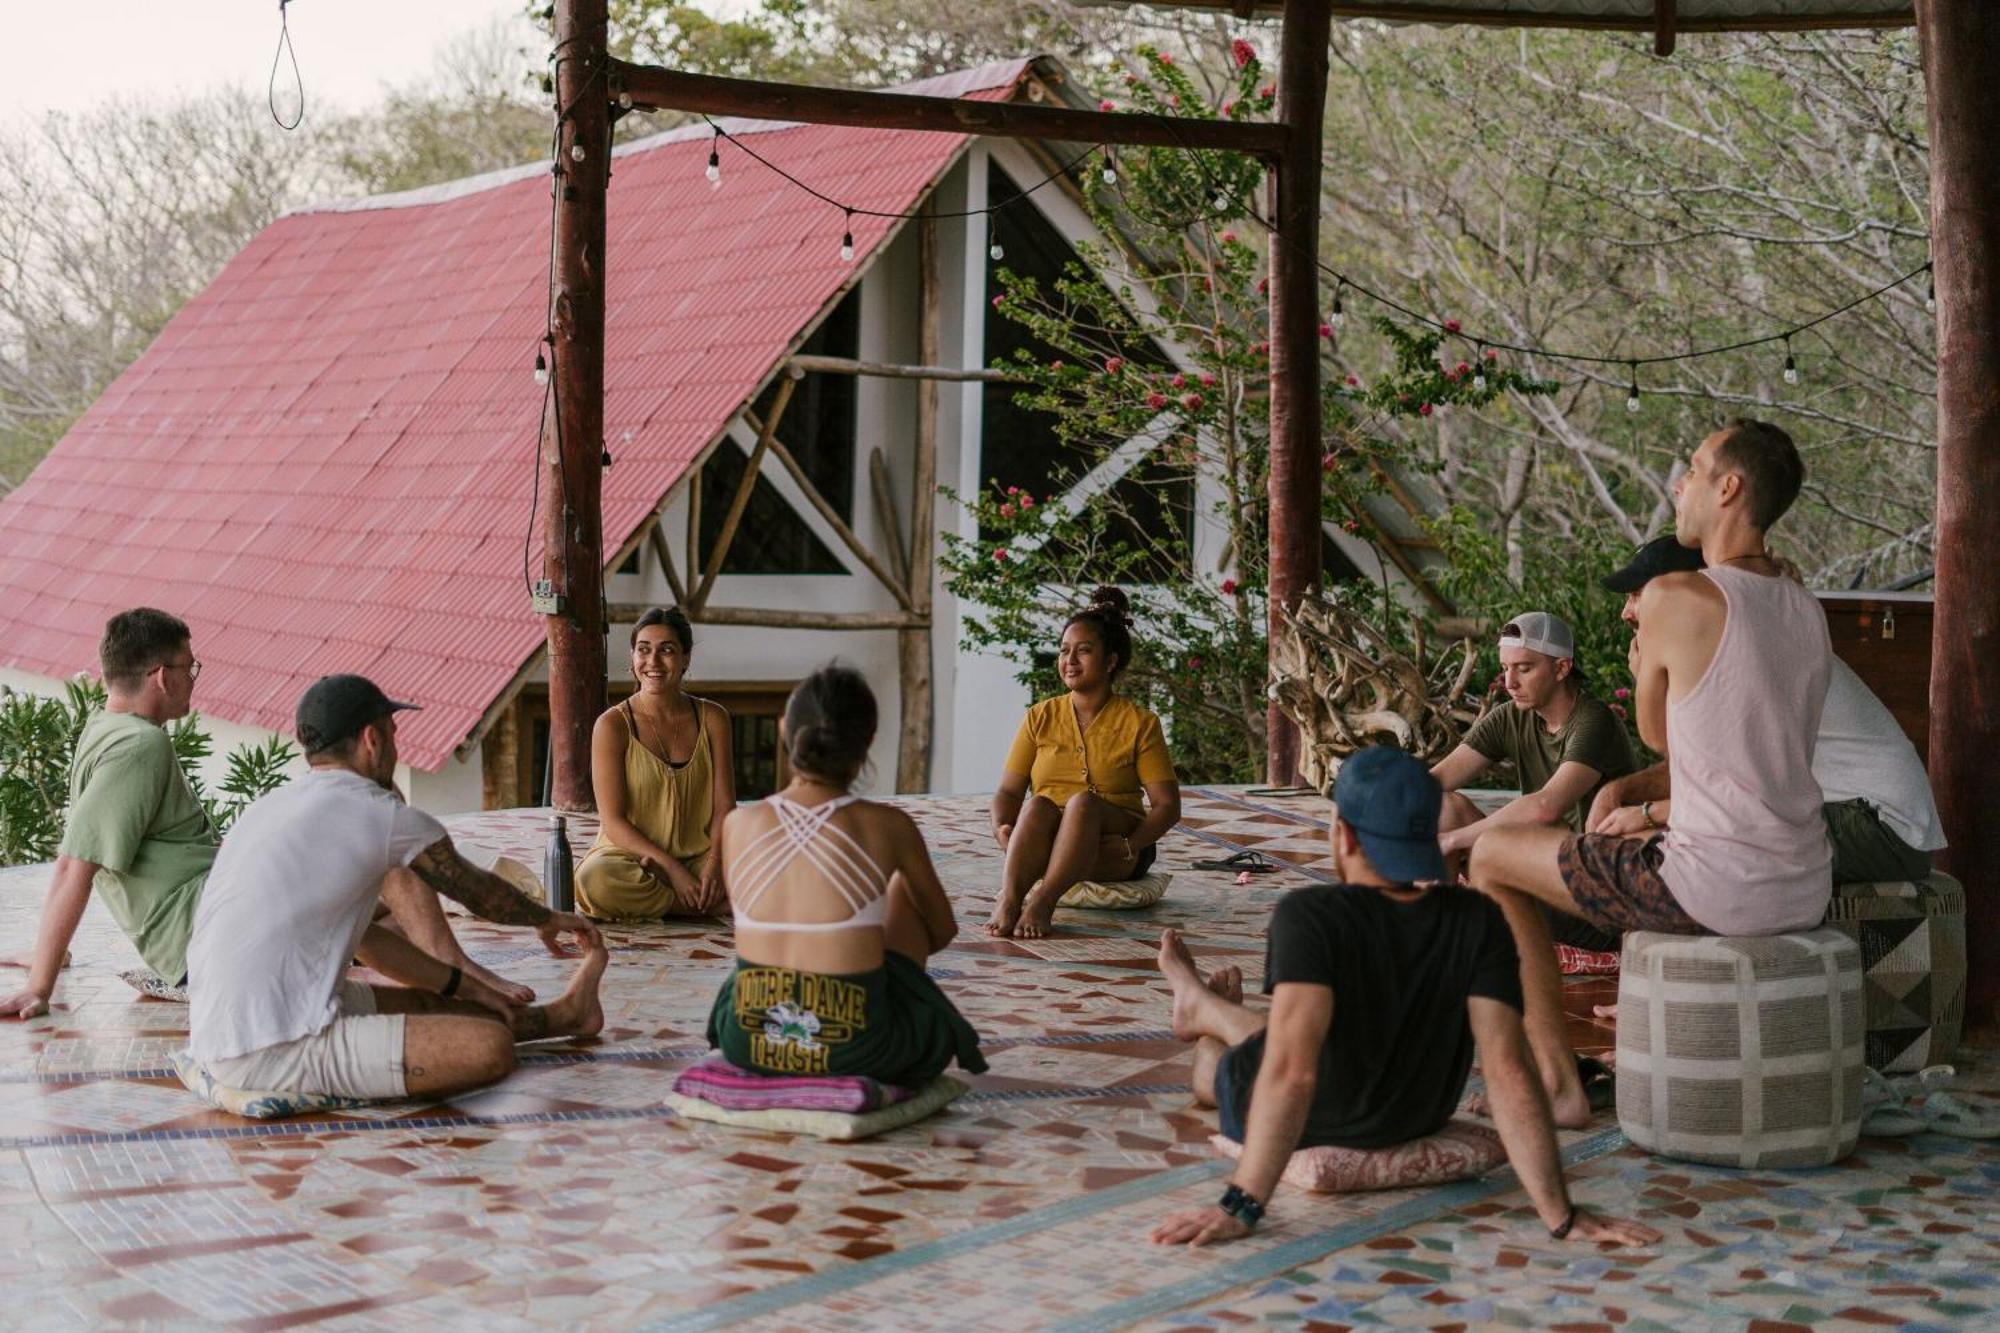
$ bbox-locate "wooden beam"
[869,447,911,590]
[1263,0,1333,786]
[1917,0,2000,1038]
[610,603,926,631]
[691,376,796,612]
[788,354,1017,384]
[685,460,702,580]
[740,404,914,610]
[647,519,688,608]
[544,0,611,814]
[612,60,1290,158]
[1074,0,1912,33]
[1654,0,1678,57]
[897,216,942,793]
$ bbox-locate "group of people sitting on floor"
[1,417,1934,1251]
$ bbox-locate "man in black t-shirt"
[1150,746,1660,1250]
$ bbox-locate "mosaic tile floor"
[0,786,1993,1329]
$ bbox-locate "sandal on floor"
[1577,1054,1615,1113]
[1190,850,1279,874]
[1860,1066,1926,1137]
[1918,1092,2000,1140]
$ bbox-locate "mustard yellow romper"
[575,699,716,919]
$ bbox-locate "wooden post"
[1264,0,1332,786]
[896,216,941,794]
[544,0,611,813]
[1917,0,2000,1038]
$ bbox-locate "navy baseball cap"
[295,674,420,754]
[1334,745,1446,884]
[1601,534,1705,594]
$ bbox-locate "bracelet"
[439,965,463,999]
[1640,801,1658,830]
[1218,1183,1265,1230]
[1549,1204,1578,1239]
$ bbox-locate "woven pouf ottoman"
[1822,872,1965,1073]
[1616,928,1863,1168]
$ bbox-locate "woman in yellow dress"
[575,607,736,919]
[985,587,1182,939]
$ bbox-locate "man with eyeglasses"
[4,609,528,1019]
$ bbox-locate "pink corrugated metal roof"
[0,61,1030,770]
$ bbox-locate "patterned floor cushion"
[1616,928,1864,1168]
[666,1074,967,1141]
[1057,873,1172,910]
[1822,872,1965,1073]
[171,1049,374,1120]
[1210,1119,1506,1193]
[119,969,189,1003]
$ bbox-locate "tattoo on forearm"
[411,839,553,927]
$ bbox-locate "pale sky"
[4,0,758,124]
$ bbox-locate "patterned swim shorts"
[1558,833,1705,935]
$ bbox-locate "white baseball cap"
[1498,611,1575,660]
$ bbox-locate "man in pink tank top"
[1468,419,1832,1127]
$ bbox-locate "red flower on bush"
[1614,686,1631,700]
[1231,38,1256,67]
[1260,83,1276,99]
[1341,518,1359,534]
[1444,319,1461,333]
[993,548,1009,563]
[1257,276,1269,295]
[1199,372,1216,387]
[1104,356,1125,375]
[1019,495,1034,510]
[1182,392,1204,409]
[1345,374,1359,386]
[1147,392,1170,410]
[1171,373,1187,388]
[999,503,1015,519]
[1221,100,1235,117]
[1484,346,1499,359]
[1455,362,1470,375]
[1418,402,1434,416]
[1099,99,1116,112]
[1188,655,1204,670]
[1158,51,1175,66]
[1123,72,1139,87]
[1609,702,1629,721]
[1220,230,1238,244]
[1321,452,1337,472]
[1221,577,1238,596]
[1318,322,1333,338]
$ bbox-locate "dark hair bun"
[783,663,877,786]
[1088,585,1131,623]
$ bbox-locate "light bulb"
[1925,282,1936,313]
[1100,160,1117,185]
[1626,391,1641,413]
[705,150,721,186]
[1212,191,1229,211]
[1330,297,1345,329]
[1472,371,1487,392]
[1783,356,1799,385]
[989,242,1005,262]
[533,352,549,387]
[569,143,585,162]
[840,232,855,264]
[617,90,633,109]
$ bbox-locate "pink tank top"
[1659,566,1832,934]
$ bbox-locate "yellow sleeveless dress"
[575,699,716,919]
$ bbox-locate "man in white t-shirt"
[188,675,607,1102]
[1588,535,1945,884]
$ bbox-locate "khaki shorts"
[208,980,408,1100]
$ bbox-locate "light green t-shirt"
[58,710,216,982]
[1462,692,1638,831]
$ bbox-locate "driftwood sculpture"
[1269,592,1482,793]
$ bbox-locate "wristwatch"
[1218,1183,1265,1230]
[1640,800,1658,830]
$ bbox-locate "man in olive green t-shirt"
[1431,613,1638,870]
[4,609,530,1020]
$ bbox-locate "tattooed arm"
[409,837,604,954]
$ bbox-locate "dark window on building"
[981,165,1191,575]
[699,289,859,574]
[614,548,640,575]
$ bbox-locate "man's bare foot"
[1206,965,1244,1005]
[1158,928,1219,1043]
[1012,879,1066,939]
[541,946,608,1040]
[984,883,1027,937]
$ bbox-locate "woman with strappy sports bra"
[987,586,1182,939]
[706,665,985,1083]
[575,608,736,919]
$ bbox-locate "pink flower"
[1105,357,1125,375]
[1321,452,1337,472]
[1099,99,1116,112]
[999,503,1015,519]
[1260,83,1276,99]
[1019,495,1034,510]
[1220,230,1238,244]
[1231,38,1257,67]
[1006,485,1020,495]
[1344,374,1359,387]
[1182,392,1204,409]
[1609,702,1630,720]
[1169,93,1181,107]
[1614,686,1631,700]
[1418,402,1433,416]
[1199,372,1216,387]
[1049,360,1064,371]
[1484,346,1499,359]
[1318,322,1333,338]
[1147,392,1170,410]
[1341,518,1359,533]
[1257,276,1270,295]
[1158,52,1175,66]
[1188,655,1203,670]
[1445,319,1462,333]
[1256,340,1270,356]
[1221,100,1235,117]
[1455,362,1470,375]
[1221,577,1238,596]
[993,548,1009,563]
[1171,373,1187,388]
[1123,72,1139,87]
[991,295,1004,307]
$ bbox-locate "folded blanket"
[672,1057,912,1113]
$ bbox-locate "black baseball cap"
[295,674,421,754]
[1333,745,1446,883]
[1601,534,1705,594]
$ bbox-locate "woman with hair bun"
[706,664,985,1082]
[575,607,735,919]
[986,586,1182,939]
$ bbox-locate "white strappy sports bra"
[730,795,891,934]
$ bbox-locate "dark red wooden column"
[1917,1,2000,1038]
[545,0,610,811]
[1265,0,1332,785]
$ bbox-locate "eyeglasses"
[158,658,202,682]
